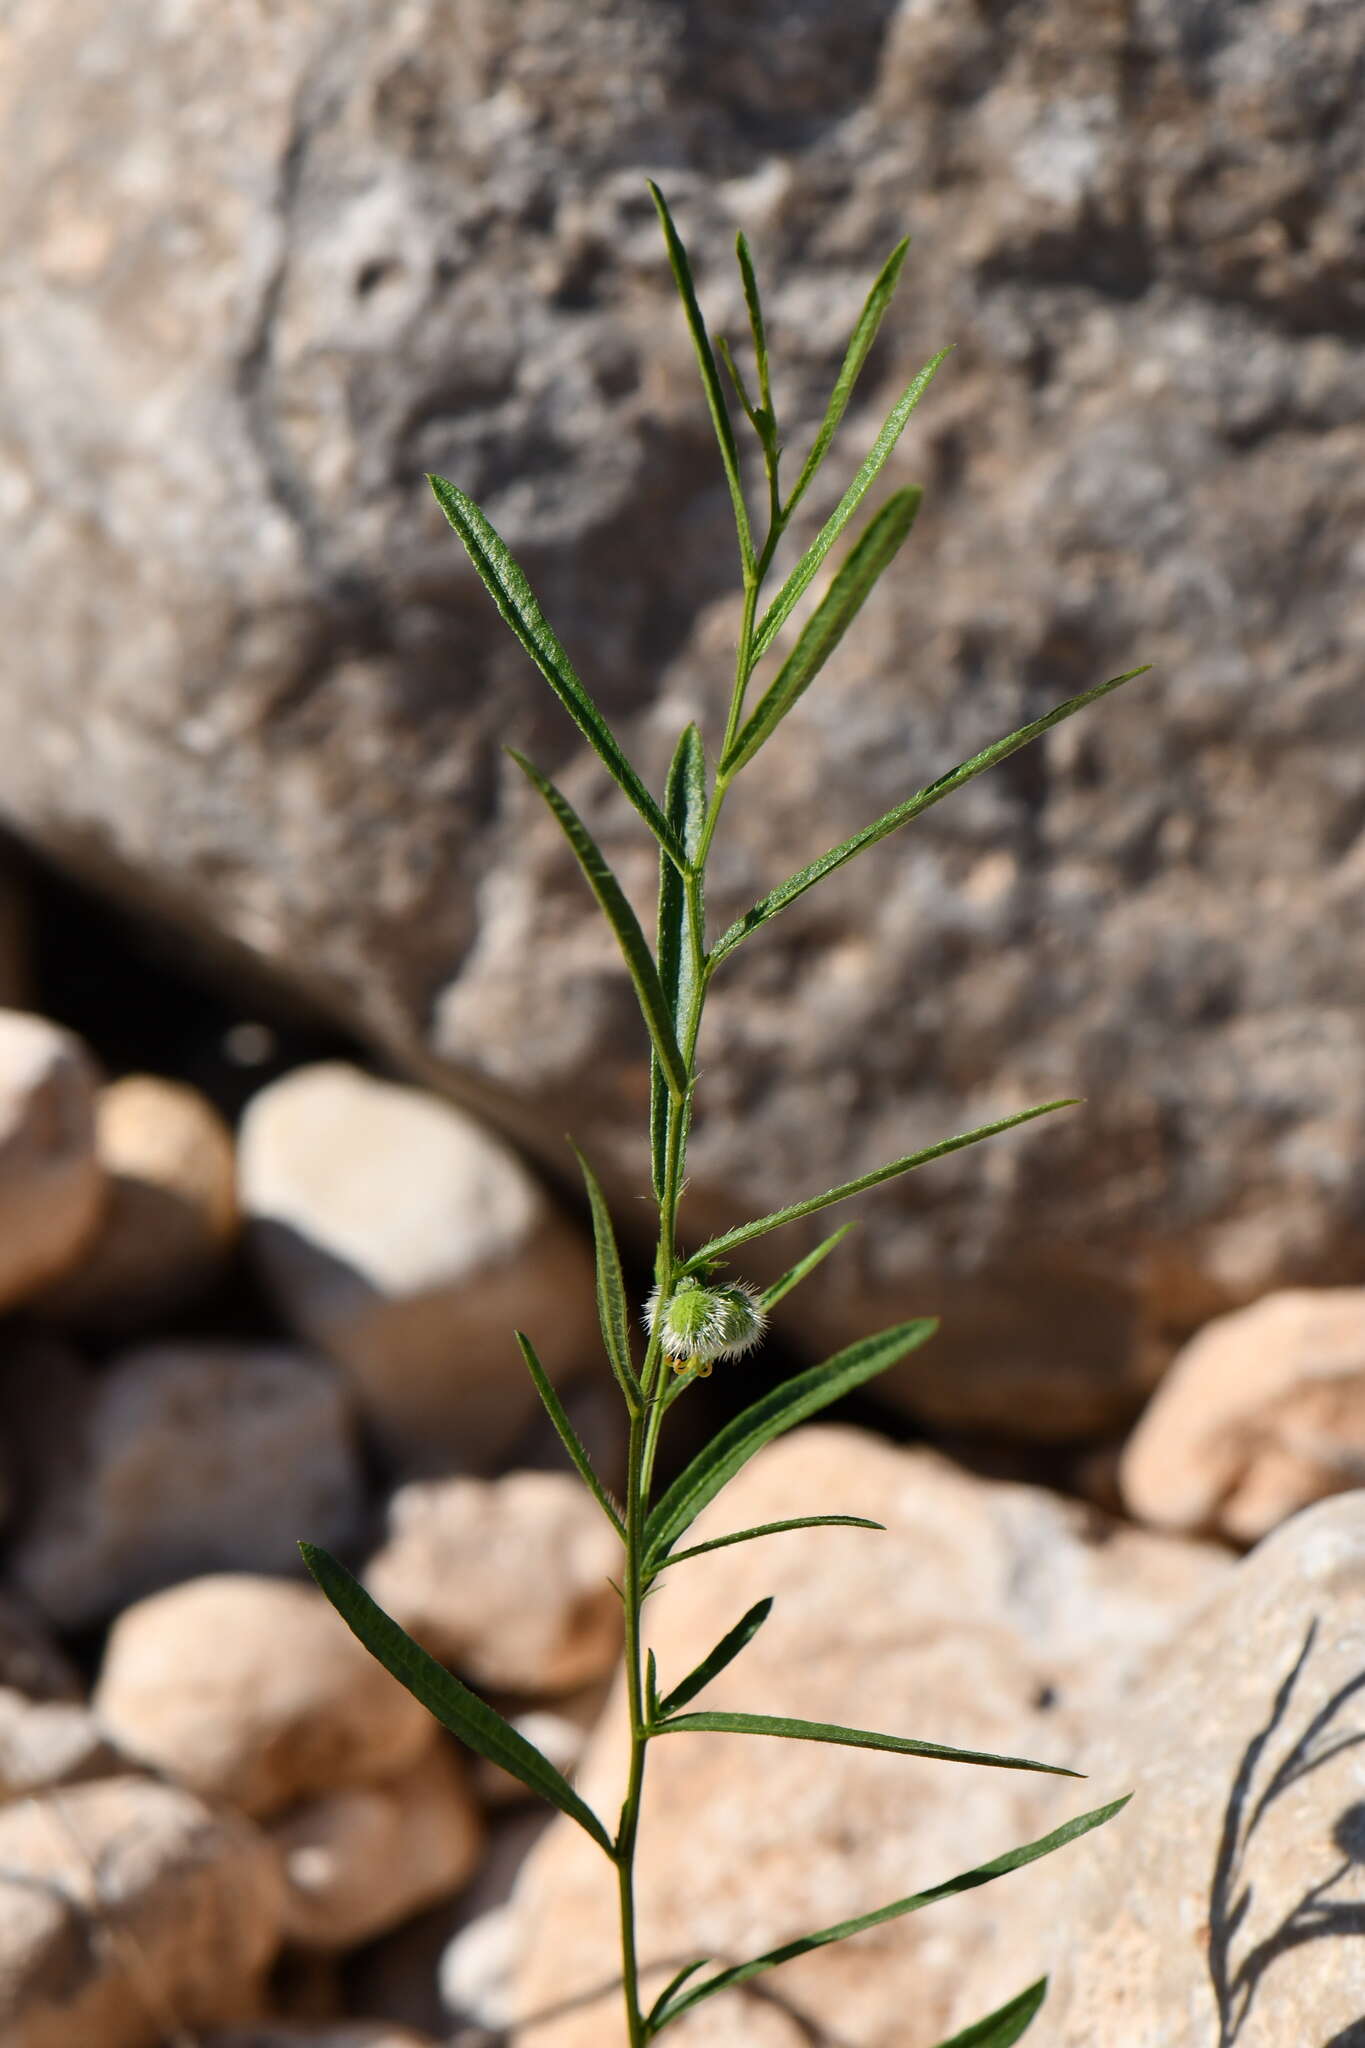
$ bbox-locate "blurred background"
[0,1,1361,2044]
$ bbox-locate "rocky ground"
[0,884,1359,2043]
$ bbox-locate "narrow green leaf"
[656,1710,1080,1779]
[933,1980,1048,2048]
[645,1959,711,2034]
[759,1224,855,1313]
[428,476,685,870]
[511,750,688,1102]
[645,1649,662,1722]
[300,1543,615,1855]
[516,1332,625,1539]
[649,183,753,569]
[571,1145,639,1406]
[686,1101,1074,1267]
[656,1598,774,1718]
[651,723,707,1200]
[711,666,1152,964]
[657,1800,1126,2027]
[783,236,911,524]
[755,347,949,659]
[735,232,774,426]
[665,1514,885,1568]
[724,489,922,775]
[645,1320,935,1567]
[718,334,762,436]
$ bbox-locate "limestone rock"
[272,1741,482,1950]
[502,1425,1229,2045]
[94,1574,434,1818]
[0,2,1362,1439]
[0,1011,103,1310]
[365,1471,621,1697]
[0,1688,127,1800]
[1122,1287,1365,1545]
[239,1064,597,1470]
[6,1342,364,1628]
[33,1073,238,1331]
[0,1775,283,2048]
[962,1490,1365,2043]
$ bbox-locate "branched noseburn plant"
[302,186,1142,2046]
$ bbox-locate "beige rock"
[7,1341,364,1627]
[0,1011,103,1310]
[272,1741,482,1950]
[962,1490,1365,2044]
[503,1426,1229,2046]
[95,1575,434,1818]
[239,1064,598,1471]
[0,1775,283,2048]
[365,1471,621,1697]
[0,1688,126,1800]
[34,1073,238,1331]
[1122,1288,1365,1545]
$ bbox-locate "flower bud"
[645,1276,767,1375]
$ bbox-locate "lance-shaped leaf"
[572,1145,639,1406]
[665,1514,884,1569]
[684,1101,1073,1269]
[300,1543,615,1856]
[655,1598,774,1719]
[649,183,753,570]
[754,348,949,660]
[645,1958,711,2034]
[516,1332,625,1538]
[653,1798,1126,2028]
[724,488,923,776]
[783,236,910,525]
[429,476,685,871]
[933,1980,1048,2048]
[711,666,1151,964]
[651,725,707,1199]
[644,1319,935,1568]
[736,233,775,439]
[759,1224,854,1313]
[511,751,688,1102]
[654,1710,1080,1779]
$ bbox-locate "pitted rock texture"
[1,1,1362,1435]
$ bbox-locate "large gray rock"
[500,1425,1229,2046]
[0,1,1362,1435]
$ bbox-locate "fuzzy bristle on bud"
[645,1276,767,1372]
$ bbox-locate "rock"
[501,1425,1230,2045]
[272,1741,483,1950]
[365,1471,621,1697]
[0,1589,81,1701]
[1,2,1363,1440]
[0,1688,127,1799]
[0,1775,283,2048]
[5,1341,363,1628]
[94,1574,434,1818]
[1121,1287,1365,1545]
[0,1012,103,1310]
[33,1073,238,1331]
[239,1064,597,1471]
[962,1490,1365,2044]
